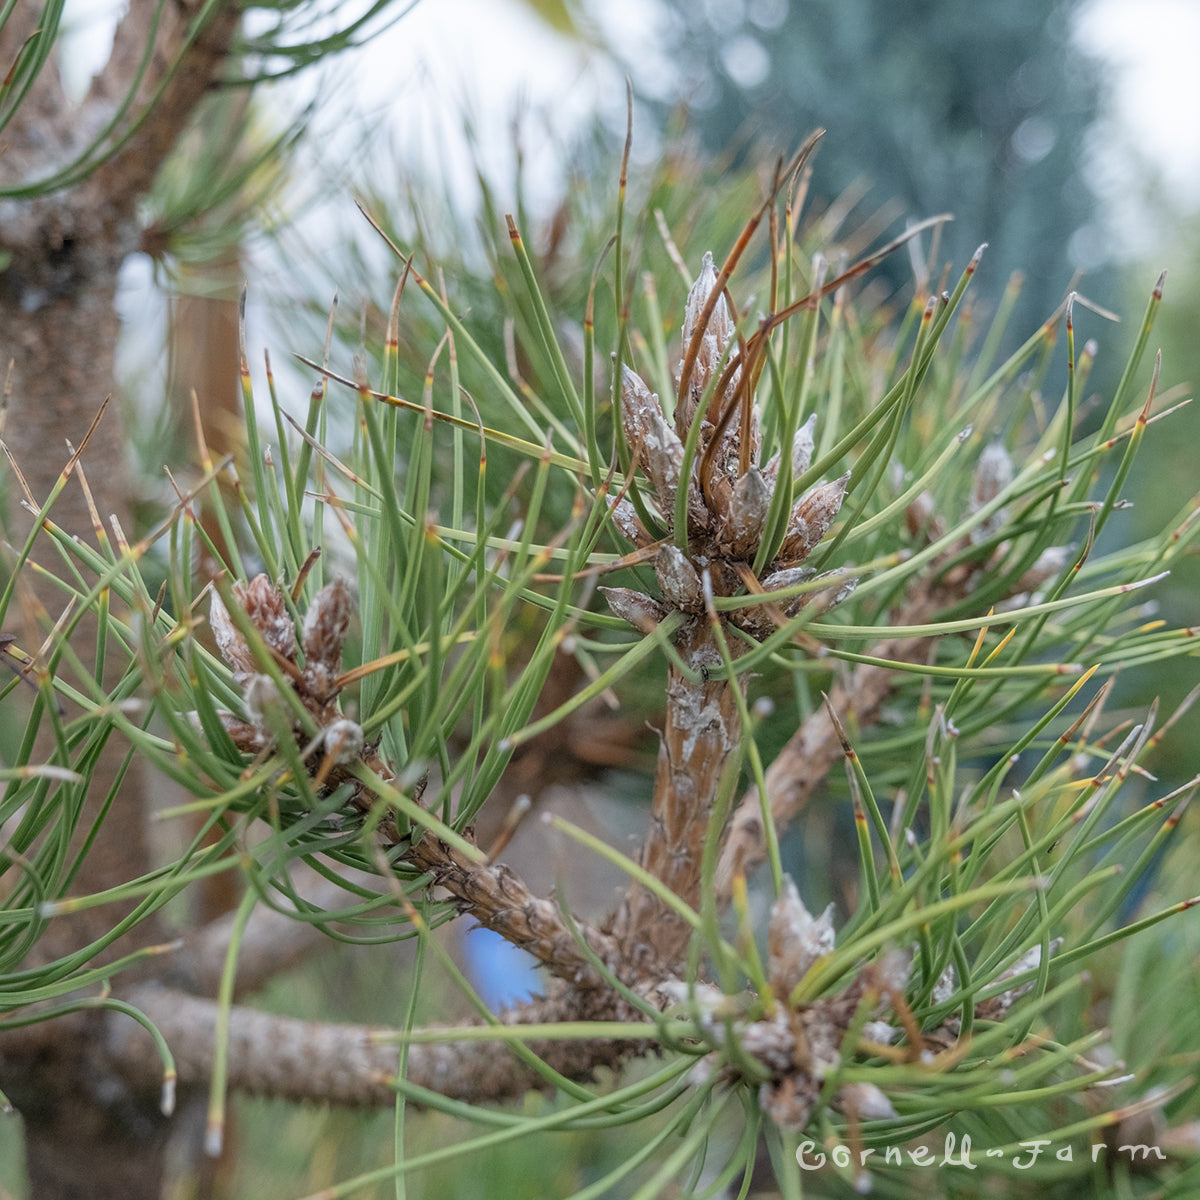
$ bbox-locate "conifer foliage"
[3,98,1199,1198]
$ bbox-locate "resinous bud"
[604,493,649,545]
[243,673,285,729]
[681,252,734,368]
[600,587,667,634]
[766,413,817,482]
[238,575,296,662]
[301,577,352,702]
[795,569,859,621]
[322,717,365,765]
[762,565,817,595]
[654,544,704,611]
[303,577,351,672]
[776,471,850,567]
[678,251,735,434]
[642,404,685,524]
[837,1082,898,1121]
[209,590,255,680]
[727,465,770,557]
[728,565,816,639]
[211,575,296,681]
[768,875,835,999]
[977,939,1062,1019]
[620,364,661,463]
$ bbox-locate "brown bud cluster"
[210,574,295,684]
[605,254,855,640]
[767,875,834,1000]
[302,576,352,702]
[209,573,361,771]
[753,887,913,1133]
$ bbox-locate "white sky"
[1073,0,1200,264]
[345,0,640,216]
[1076,0,1200,205]
[58,0,1200,395]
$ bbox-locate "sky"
[1074,0,1200,259]
[1075,0,1200,205]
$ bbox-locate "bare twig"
[716,580,950,901]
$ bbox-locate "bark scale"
[610,615,746,972]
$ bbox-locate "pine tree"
[3,99,1198,1196]
[639,0,1106,325]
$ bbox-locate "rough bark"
[115,978,649,1109]
[1,6,240,530]
[609,615,746,971]
[10,1020,174,1200]
[403,834,623,989]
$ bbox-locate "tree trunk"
[0,4,240,1195]
[5,1025,172,1200]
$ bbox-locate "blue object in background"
[463,926,542,1008]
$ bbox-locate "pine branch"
[608,614,747,971]
[716,575,948,900]
[116,980,649,1107]
[178,873,361,998]
[402,833,624,988]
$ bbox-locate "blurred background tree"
[633,0,1106,323]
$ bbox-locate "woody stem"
[610,615,746,972]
